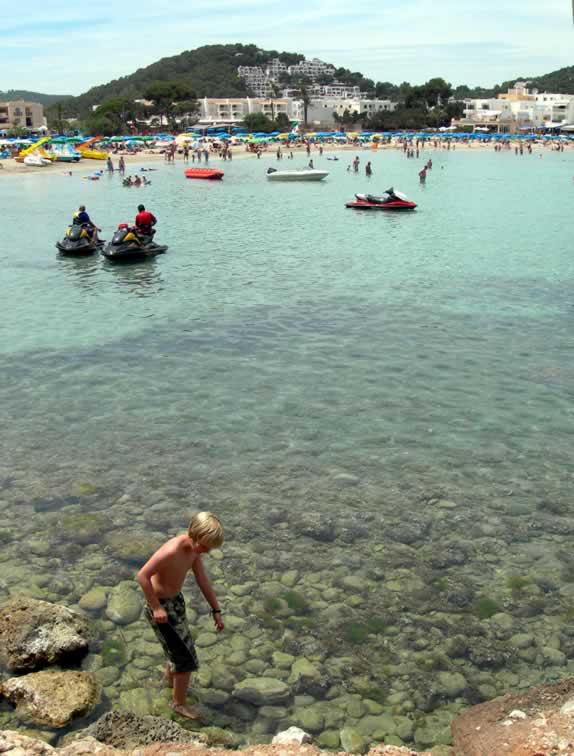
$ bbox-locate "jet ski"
[56,225,103,255]
[346,188,417,211]
[102,225,168,262]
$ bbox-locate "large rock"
[0,730,434,755]
[233,677,291,705]
[452,676,574,755]
[0,596,90,671]
[79,710,207,749]
[0,730,55,754]
[0,670,99,727]
[272,726,312,745]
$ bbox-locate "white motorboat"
[266,168,329,182]
[23,154,52,167]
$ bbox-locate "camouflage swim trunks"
[144,592,199,673]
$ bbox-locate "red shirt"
[135,210,156,228]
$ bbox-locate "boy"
[137,512,224,719]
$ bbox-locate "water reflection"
[103,258,163,297]
[57,254,100,291]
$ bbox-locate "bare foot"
[170,702,202,720]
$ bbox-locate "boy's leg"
[162,661,174,688]
[171,671,201,719]
[173,670,191,705]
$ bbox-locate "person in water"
[365,161,372,176]
[137,512,224,720]
[135,204,157,237]
[308,159,314,169]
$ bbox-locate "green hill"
[59,44,305,118]
[0,89,71,106]
[21,46,574,122]
[496,66,574,95]
[46,43,376,119]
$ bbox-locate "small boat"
[346,188,417,211]
[184,168,224,180]
[24,154,52,167]
[79,149,108,160]
[266,168,328,182]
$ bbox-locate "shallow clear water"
[2,147,574,748]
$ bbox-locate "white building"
[195,95,396,129]
[198,97,295,125]
[0,99,45,130]
[287,58,336,81]
[282,84,361,99]
[237,66,272,97]
[305,97,396,127]
[265,58,289,79]
[238,56,338,96]
[456,81,574,132]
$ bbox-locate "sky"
[1,0,573,96]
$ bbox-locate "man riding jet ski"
[56,206,103,254]
[56,223,103,255]
[72,205,99,239]
[135,204,157,237]
[101,223,168,262]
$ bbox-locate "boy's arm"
[192,557,224,631]
[136,541,176,622]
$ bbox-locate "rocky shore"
[2,595,574,755]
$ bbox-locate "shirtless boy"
[137,511,224,719]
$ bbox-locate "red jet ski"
[346,188,417,211]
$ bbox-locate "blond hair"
[188,511,224,549]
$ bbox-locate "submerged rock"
[0,670,99,727]
[104,532,163,564]
[105,581,141,625]
[339,727,367,754]
[0,595,90,671]
[233,677,291,705]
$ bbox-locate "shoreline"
[1,139,567,177]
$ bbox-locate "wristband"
[211,608,222,616]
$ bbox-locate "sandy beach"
[1,137,568,177]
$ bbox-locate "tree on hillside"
[173,100,200,129]
[268,81,283,122]
[288,80,312,128]
[422,77,452,107]
[275,112,291,131]
[143,81,196,128]
[375,81,399,99]
[333,108,366,130]
[242,111,290,133]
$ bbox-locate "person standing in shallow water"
[137,512,224,720]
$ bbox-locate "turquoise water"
[2,148,574,747]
